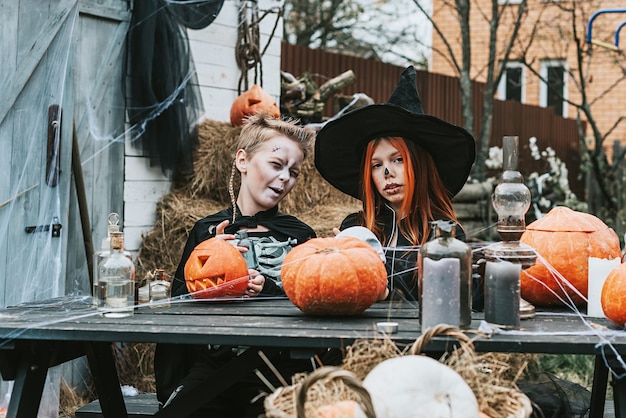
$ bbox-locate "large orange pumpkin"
[280,237,388,315]
[230,84,280,126]
[601,263,626,327]
[184,238,249,299]
[520,206,621,306]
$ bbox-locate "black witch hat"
[314,66,476,199]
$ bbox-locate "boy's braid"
[228,160,237,224]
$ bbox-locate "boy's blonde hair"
[228,113,314,222]
[237,113,314,158]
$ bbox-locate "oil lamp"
[482,136,537,328]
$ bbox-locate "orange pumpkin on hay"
[184,238,249,299]
[520,206,621,307]
[230,84,280,127]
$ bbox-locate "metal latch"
[25,217,62,237]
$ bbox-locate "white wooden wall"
[124,0,284,253]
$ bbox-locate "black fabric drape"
[124,0,225,177]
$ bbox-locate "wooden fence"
[281,42,585,198]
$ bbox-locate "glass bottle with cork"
[98,231,135,317]
[93,212,121,308]
[418,220,472,330]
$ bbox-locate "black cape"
[172,205,316,296]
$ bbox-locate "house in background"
[429,0,626,152]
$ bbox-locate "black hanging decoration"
[124,0,225,178]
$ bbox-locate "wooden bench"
[74,393,159,417]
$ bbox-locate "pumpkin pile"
[520,206,621,307]
[280,236,388,315]
[184,237,249,299]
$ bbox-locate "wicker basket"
[264,366,376,418]
[264,324,533,418]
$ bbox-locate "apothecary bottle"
[93,213,121,308]
[149,269,172,308]
[418,220,472,329]
[98,231,135,317]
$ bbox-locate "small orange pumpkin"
[601,263,626,326]
[230,84,280,126]
[280,236,388,315]
[520,206,621,306]
[184,238,249,299]
[313,400,366,418]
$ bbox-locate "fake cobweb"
[0,0,223,415]
[0,3,625,418]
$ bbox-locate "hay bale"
[295,201,361,237]
[175,119,241,202]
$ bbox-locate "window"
[540,59,567,117]
[498,62,525,102]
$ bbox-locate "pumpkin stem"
[316,247,339,254]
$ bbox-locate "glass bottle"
[149,269,172,308]
[418,220,472,330]
[137,271,152,306]
[98,231,135,317]
[93,213,121,308]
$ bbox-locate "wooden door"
[0,0,129,307]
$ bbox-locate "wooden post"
[72,122,95,290]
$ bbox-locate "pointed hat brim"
[315,66,475,199]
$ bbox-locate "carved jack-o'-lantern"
[184,238,249,299]
[520,206,621,306]
[230,84,280,127]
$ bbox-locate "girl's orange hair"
[361,137,458,246]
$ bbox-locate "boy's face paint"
[236,135,304,215]
[370,139,406,213]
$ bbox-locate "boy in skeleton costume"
[156,113,332,418]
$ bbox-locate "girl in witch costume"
[155,113,333,418]
[315,66,476,302]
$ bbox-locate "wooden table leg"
[613,370,626,418]
[589,354,608,418]
[5,344,51,418]
[84,342,128,418]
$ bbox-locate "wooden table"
[0,295,625,417]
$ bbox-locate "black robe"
[340,204,465,301]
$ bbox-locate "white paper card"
[587,257,621,317]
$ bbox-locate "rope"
[235,2,282,94]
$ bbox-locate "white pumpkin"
[362,355,479,418]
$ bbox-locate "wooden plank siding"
[281,43,585,197]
